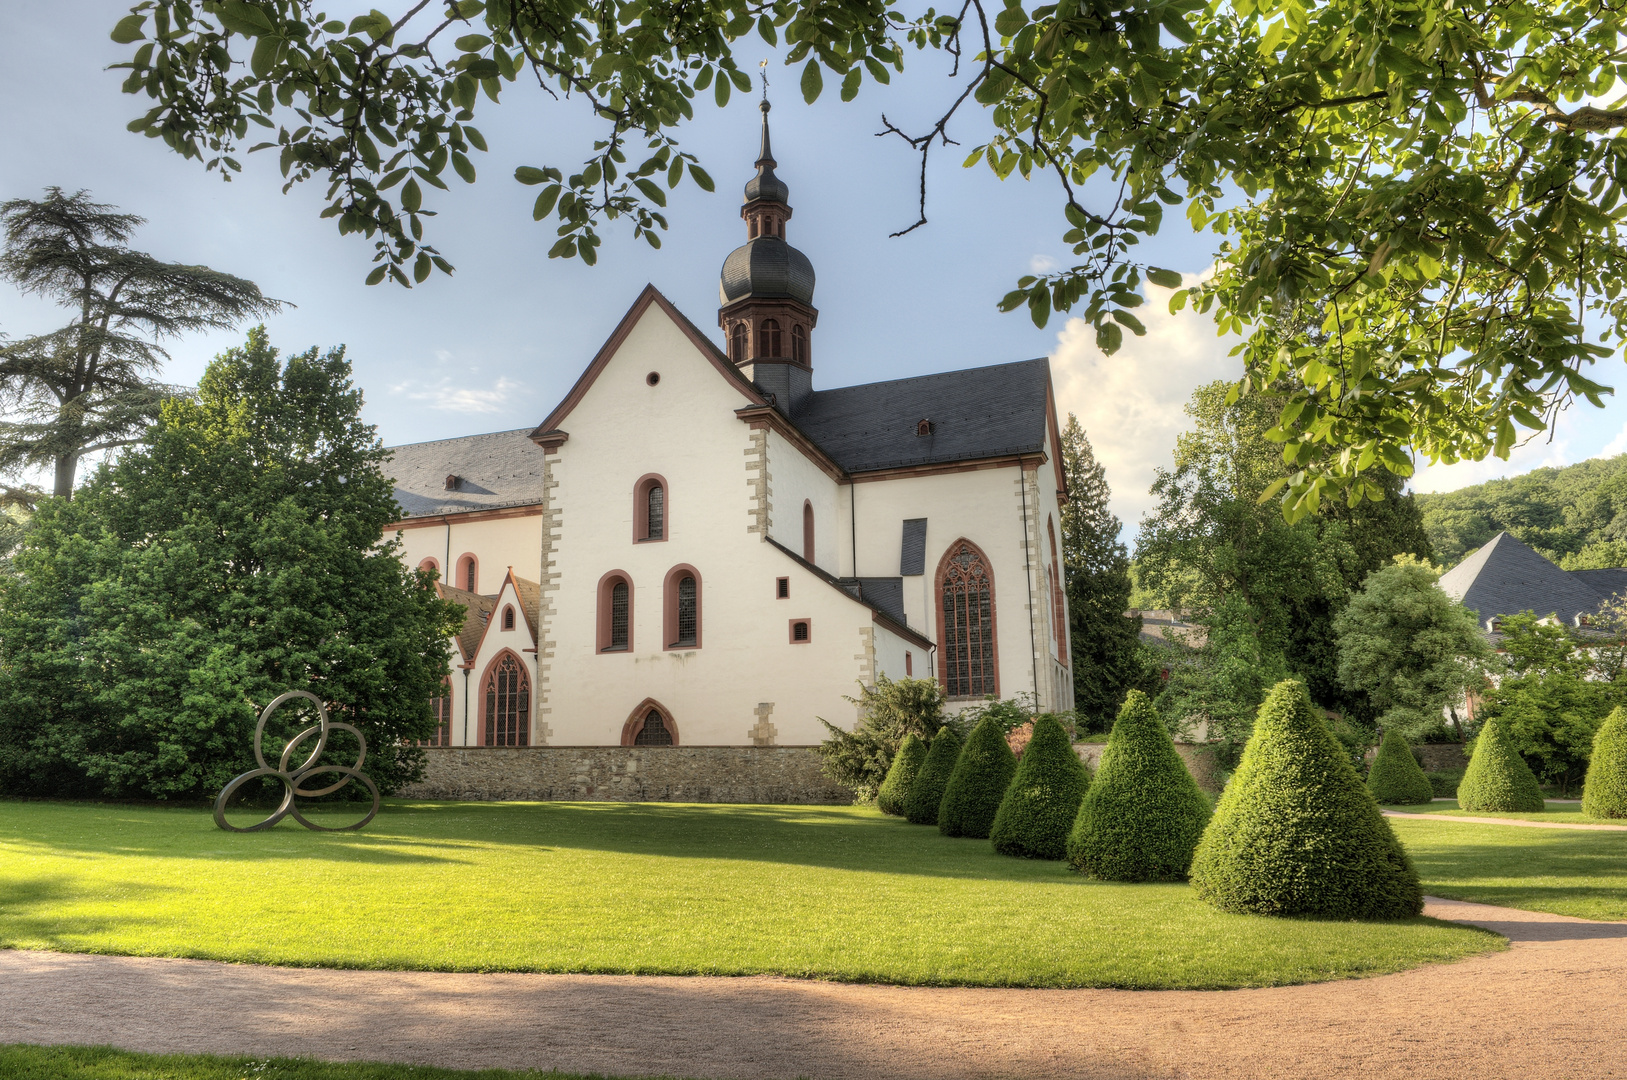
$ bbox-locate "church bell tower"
[718,99,818,414]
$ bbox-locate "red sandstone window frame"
[935,537,1000,699]
[776,576,789,599]
[456,552,479,593]
[597,569,635,652]
[663,564,703,650]
[633,473,669,543]
[789,618,812,643]
[480,649,531,747]
[621,697,680,746]
[418,556,440,577]
[730,322,746,362]
[791,324,807,364]
[761,318,782,358]
[905,651,913,677]
[802,501,815,562]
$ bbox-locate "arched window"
[731,322,746,362]
[421,683,452,746]
[761,319,782,358]
[803,500,815,562]
[418,556,440,577]
[622,699,680,746]
[633,474,668,542]
[598,571,634,652]
[750,217,759,239]
[791,324,806,364]
[1048,517,1067,664]
[502,605,515,631]
[937,539,998,698]
[664,565,702,649]
[482,653,530,746]
[455,553,478,593]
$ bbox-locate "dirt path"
[1383,810,1627,831]
[3,898,1624,1080]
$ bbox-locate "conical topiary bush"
[938,717,1018,838]
[990,715,1089,858]
[1189,679,1423,919]
[877,733,928,817]
[1066,690,1210,880]
[1582,707,1627,818]
[1366,728,1435,806]
[1458,716,1545,813]
[904,725,962,825]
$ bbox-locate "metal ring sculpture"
[213,690,380,832]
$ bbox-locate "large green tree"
[1333,559,1493,740]
[0,189,280,498]
[0,327,460,800]
[111,0,1627,506]
[1058,413,1142,729]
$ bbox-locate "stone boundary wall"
[1075,741,1225,794]
[398,746,853,804]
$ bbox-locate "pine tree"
[877,732,927,816]
[990,715,1090,858]
[904,726,962,825]
[1366,729,1436,805]
[1067,690,1210,880]
[1189,679,1424,919]
[938,716,1018,838]
[1458,715,1546,812]
[1060,414,1144,729]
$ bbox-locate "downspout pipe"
[1019,459,1040,708]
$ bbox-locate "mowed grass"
[1390,817,1627,920]
[1386,800,1627,825]
[0,1045,674,1080]
[0,799,1498,989]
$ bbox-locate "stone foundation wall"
[398,746,853,804]
[1075,741,1226,794]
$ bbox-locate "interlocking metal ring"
[213,690,380,832]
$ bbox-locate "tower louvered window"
[675,575,697,646]
[761,319,782,358]
[731,322,746,362]
[791,324,806,364]
[941,541,996,697]
[635,709,673,745]
[647,484,664,540]
[483,654,529,746]
[610,582,629,650]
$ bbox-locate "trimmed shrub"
[877,733,927,817]
[938,717,1018,838]
[1458,716,1545,812]
[1582,707,1627,818]
[904,726,962,825]
[1366,729,1436,805]
[990,715,1089,858]
[1189,679,1424,919]
[1066,690,1210,880]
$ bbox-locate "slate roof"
[1439,531,1618,627]
[385,429,547,519]
[438,583,497,661]
[853,577,907,628]
[789,358,1052,474]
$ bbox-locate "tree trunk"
[53,453,79,500]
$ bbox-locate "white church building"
[384,103,1074,752]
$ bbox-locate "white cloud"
[1050,272,1243,536]
[1029,254,1060,274]
[389,375,527,415]
[1408,432,1573,495]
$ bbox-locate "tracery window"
[634,709,674,745]
[761,319,782,358]
[939,539,997,698]
[483,654,529,746]
[791,324,806,364]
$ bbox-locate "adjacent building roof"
[385,429,547,519]
[438,583,497,661]
[1439,531,1621,627]
[790,358,1053,474]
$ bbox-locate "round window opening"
[646,372,661,386]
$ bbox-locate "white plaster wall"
[540,303,907,745]
[392,513,543,594]
[765,428,842,572]
[870,621,915,684]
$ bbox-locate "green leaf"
[515,166,550,185]
[401,178,422,213]
[365,264,388,286]
[841,68,862,102]
[532,185,561,220]
[1146,267,1184,289]
[1028,289,1051,327]
[414,252,432,284]
[1111,310,1147,335]
[110,14,146,43]
[548,236,577,258]
[249,35,280,77]
[451,151,476,184]
[715,75,731,107]
[801,60,823,104]
[634,178,666,207]
[455,34,491,51]
[688,164,714,192]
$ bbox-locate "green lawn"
[0,1045,672,1080]
[1390,818,1627,920]
[1385,800,1627,825]
[0,799,1496,990]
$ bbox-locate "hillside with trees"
[1416,456,1627,570]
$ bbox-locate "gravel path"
[3,897,1625,1079]
[1382,810,1627,831]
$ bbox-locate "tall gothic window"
[761,319,782,358]
[610,582,629,649]
[1048,517,1066,663]
[791,324,806,364]
[634,708,674,745]
[647,483,665,539]
[731,322,746,362]
[940,539,997,698]
[676,575,697,646]
[422,686,452,746]
[483,654,529,746]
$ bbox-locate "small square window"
[776,577,789,599]
[789,619,811,643]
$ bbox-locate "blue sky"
[3,4,1626,541]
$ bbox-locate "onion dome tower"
[719,99,818,414]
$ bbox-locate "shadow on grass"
[0,874,174,946]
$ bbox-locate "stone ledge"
[399,745,854,804]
